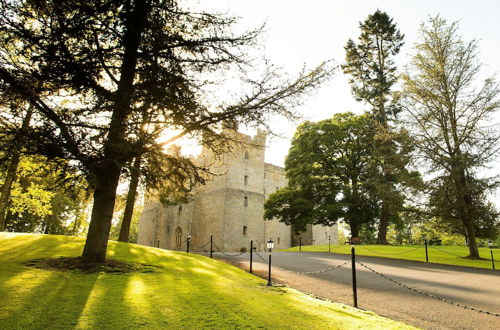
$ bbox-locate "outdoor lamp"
[186,233,192,253]
[488,240,496,270]
[267,238,274,253]
[267,238,274,286]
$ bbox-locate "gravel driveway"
[211,251,500,330]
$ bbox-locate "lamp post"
[488,240,495,270]
[424,238,429,263]
[267,238,274,286]
[186,233,191,253]
[328,235,331,253]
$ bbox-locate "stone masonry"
[137,129,338,252]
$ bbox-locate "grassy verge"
[0,233,414,329]
[281,244,499,270]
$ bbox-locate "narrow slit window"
[244,175,249,185]
[243,226,248,235]
[178,205,182,215]
[244,196,248,207]
[244,151,249,159]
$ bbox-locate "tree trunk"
[72,215,80,236]
[80,0,149,262]
[455,167,480,259]
[118,155,141,242]
[350,223,359,241]
[0,106,33,231]
[377,201,389,244]
[81,166,121,262]
[463,219,480,258]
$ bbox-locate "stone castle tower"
[137,129,338,252]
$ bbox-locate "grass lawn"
[0,233,414,329]
[281,244,499,270]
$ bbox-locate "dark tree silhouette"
[0,0,332,261]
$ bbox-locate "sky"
[195,0,500,168]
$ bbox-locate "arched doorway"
[174,227,182,250]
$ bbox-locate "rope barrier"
[428,246,466,257]
[281,260,350,275]
[253,250,269,264]
[356,245,422,255]
[253,251,350,275]
[192,240,211,250]
[212,243,247,257]
[356,261,500,318]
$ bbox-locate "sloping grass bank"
[282,244,499,270]
[0,233,414,329]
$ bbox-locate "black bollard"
[186,238,190,254]
[299,236,302,252]
[210,235,213,258]
[424,239,429,263]
[351,247,358,308]
[491,249,496,270]
[250,240,253,273]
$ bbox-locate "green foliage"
[265,112,379,237]
[4,157,54,219]
[109,196,142,243]
[359,222,378,244]
[342,10,404,123]
[1,155,89,234]
[429,176,499,240]
[264,187,315,233]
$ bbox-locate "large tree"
[0,0,331,261]
[401,16,500,258]
[265,113,378,239]
[342,10,419,244]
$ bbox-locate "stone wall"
[136,129,339,252]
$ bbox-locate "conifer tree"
[401,16,500,258]
[342,10,419,244]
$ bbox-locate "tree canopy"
[265,112,379,238]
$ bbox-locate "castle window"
[244,175,248,185]
[178,205,182,215]
[243,226,248,235]
[175,227,182,250]
[244,151,249,160]
[244,196,248,207]
[278,237,280,244]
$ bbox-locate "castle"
[137,129,338,252]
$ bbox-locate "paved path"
[211,251,500,330]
